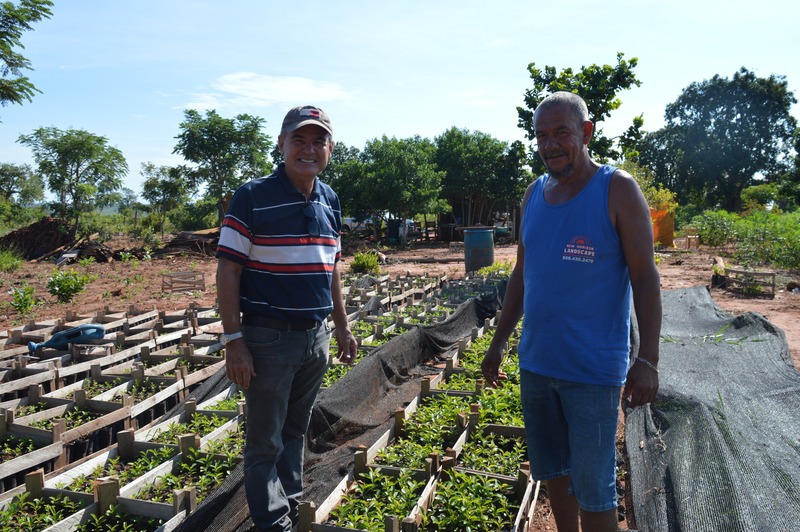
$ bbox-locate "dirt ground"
[0,237,798,531]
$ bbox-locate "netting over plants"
[626,286,800,531]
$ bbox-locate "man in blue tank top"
[482,92,662,532]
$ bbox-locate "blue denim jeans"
[520,369,620,512]
[242,322,330,531]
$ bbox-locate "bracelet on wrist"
[635,357,659,373]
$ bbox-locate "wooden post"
[421,376,431,397]
[95,477,121,515]
[25,469,45,499]
[298,501,316,532]
[178,433,201,456]
[117,429,135,461]
[353,449,367,476]
[468,404,479,436]
[173,486,197,515]
[394,407,405,439]
[184,399,197,421]
[73,388,87,409]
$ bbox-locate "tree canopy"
[173,109,273,224]
[639,67,797,212]
[435,127,527,226]
[360,135,446,229]
[17,126,127,233]
[0,162,43,204]
[517,52,641,175]
[140,162,194,236]
[0,0,52,116]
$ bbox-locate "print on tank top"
[562,236,595,264]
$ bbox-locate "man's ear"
[277,134,285,155]
[582,121,594,145]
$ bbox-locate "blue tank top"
[518,165,631,386]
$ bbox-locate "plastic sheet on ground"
[626,286,800,531]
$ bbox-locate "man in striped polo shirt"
[216,105,358,532]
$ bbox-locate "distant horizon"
[2,1,798,198]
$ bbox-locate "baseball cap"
[281,105,333,136]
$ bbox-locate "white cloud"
[183,73,353,111]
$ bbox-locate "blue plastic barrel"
[463,228,494,273]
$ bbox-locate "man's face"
[534,104,591,179]
[278,124,334,181]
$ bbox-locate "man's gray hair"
[535,91,590,127]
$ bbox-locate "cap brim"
[284,119,333,136]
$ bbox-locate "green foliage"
[63,445,177,493]
[620,161,678,213]
[741,183,778,212]
[0,163,45,204]
[459,429,528,477]
[18,126,128,232]
[168,197,219,231]
[174,109,273,224]
[151,414,230,444]
[518,52,641,173]
[374,440,440,469]
[476,259,515,279]
[0,435,35,461]
[133,447,238,503]
[140,162,195,236]
[0,0,54,112]
[47,267,95,303]
[674,203,704,232]
[328,468,427,529]
[29,407,100,430]
[0,492,85,531]
[0,247,23,272]
[639,68,797,212]
[732,210,800,269]
[691,210,738,248]
[435,127,527,226]
[349,251,381,275]
[424,469,519,529]
[8,281,37,316]
[75,504,164,531]
[359,135,446,234]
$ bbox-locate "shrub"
[0,248,23,273]
[733,210,800,269]
[47,268,95,303]
[476,259,515,278]
[691,210,737,248]
[9,282,37,316]
[350,251,381,275]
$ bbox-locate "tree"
[435,128,524,226]
[319,142,368,220]
[173,109,272,224]
[0,162,43,204]
[0,0,52,117]
[361,135,446,240]
[640,68,797,212]
[17,126,127,233]
[140,162,193,236]
[517,52,641,175]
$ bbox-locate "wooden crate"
[161,272,205,293]
[725,268,776,297]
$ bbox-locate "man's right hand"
[481,348,507,388]
[224,339,256,389]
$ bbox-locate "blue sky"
[2,0,799,196]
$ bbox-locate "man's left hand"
[623,360,659,408]
[335,327,358,365]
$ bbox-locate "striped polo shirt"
[216,163,342,322]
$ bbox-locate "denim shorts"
[520,369,620,512]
